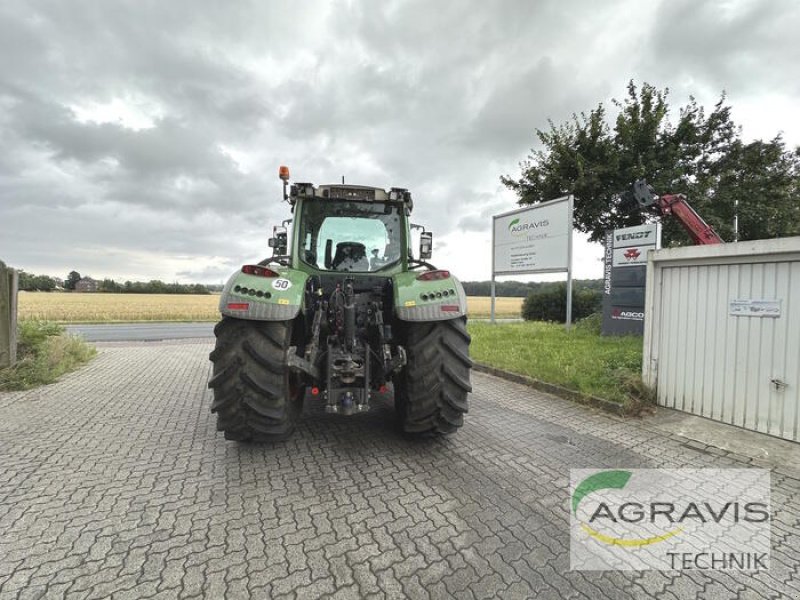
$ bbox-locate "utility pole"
[0,260,18,368]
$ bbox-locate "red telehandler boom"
[632,179,724,245]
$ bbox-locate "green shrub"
[522,283,601,323]
[16,320,63,355]
[575,311,602,335]
[0,321,96,391]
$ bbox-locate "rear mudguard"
[218,267,308,321]
[393,271,467,321]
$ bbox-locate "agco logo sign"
[612,308,644,320]
[508,217,549,236]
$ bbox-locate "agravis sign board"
[490,196,574,327]
[492,197,571,275]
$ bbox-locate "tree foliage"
[502,81,800,245]
[521,283,600,323]
[18,271,58,292]
[64,270,82,290]
[99,279,210,294]
[461,279,602,298]
[17,269,210,295]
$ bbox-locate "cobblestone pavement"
[1,340,798,599]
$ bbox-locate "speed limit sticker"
[271,278,292,290]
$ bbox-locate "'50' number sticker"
[272,278,292,291]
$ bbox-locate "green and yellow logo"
[572,470,683,547]
[508,217,549,236]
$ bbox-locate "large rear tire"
[208,317,304,442]
[394,317,472,435]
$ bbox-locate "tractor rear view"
[208,168,472,442]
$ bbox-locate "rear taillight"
[416,269,450,281]
[227,303,249,311]
[241,265,279,278]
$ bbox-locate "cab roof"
[289,183,413,209]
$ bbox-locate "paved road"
[0,341,798,599]
[65,323,215,342]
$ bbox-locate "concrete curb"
[473,362,626,416]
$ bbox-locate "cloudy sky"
[1,0,798,284]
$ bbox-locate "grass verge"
[468,320,654,411]
[0,321,96,391]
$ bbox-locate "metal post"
[0,261,17,368]
[490,277,496,324]
[565,195,574,331]
[565,270,573,331]
[490,216,496,324]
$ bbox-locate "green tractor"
[208,167,472,442]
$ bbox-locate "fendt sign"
[602,223,660,335]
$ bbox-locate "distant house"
[74,277,98,293]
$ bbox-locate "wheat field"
[18,293,220,323]
[18,293,522,322]
[463,296,523,319]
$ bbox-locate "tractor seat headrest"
[332,242,368,269]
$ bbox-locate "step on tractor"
[208,167,473,442]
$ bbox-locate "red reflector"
[379,384,389,394]
[227,303,249,310]
[416,269,451,281]
[241,265,279,278]
[310,387,320,396]
[440,305,459,312]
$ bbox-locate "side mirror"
[269,226,288,256]
[419,231,433,260]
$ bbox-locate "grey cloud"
[176,262,239,283]
[457,214,488,232]
[456,193,512,233]
[642,0,800,97]
[0,0,798,282]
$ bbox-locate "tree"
[502,81,800,245]
[32,275,55,291]
[17,270,36,291]
[98,278,122,293]
[521,283,600,323]
[712,137,800,241]
[65,271,81,290]
[18,271,57,291]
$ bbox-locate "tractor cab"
[286,181,415,276]
[294,195,404,274]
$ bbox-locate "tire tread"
[208,317,302,442]
[395,316,472,435]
